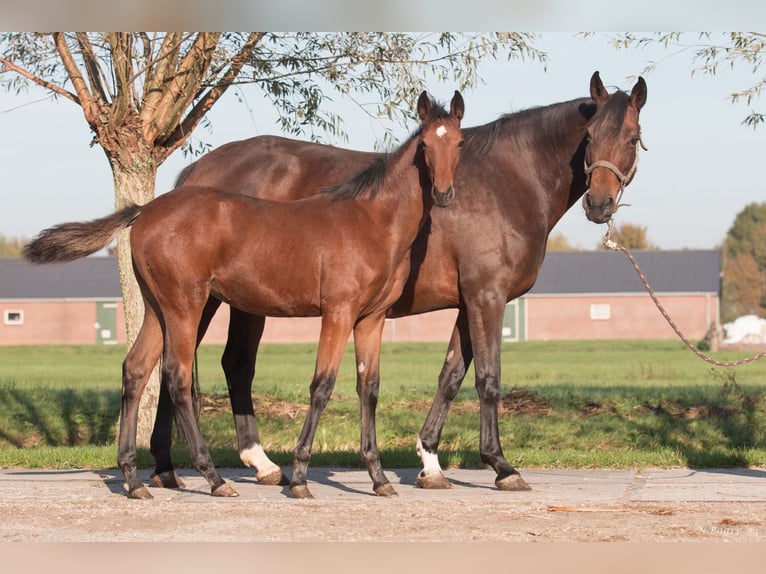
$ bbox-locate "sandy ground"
[2,466,766,543]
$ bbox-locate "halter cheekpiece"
[583,131,648,210]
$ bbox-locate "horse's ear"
[590,71,609,105]
[630,76,647,112]
[450,90,465,122]
[417,91,432,122]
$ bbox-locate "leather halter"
[583,132,648,209]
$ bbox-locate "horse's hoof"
[417,470,453,489]
[289,484,314,499]
[128,485,154,500]
[211,482,239,497]
[149,470,186,489]
[496,473,531,491]
[374,483,399,497]
[257,468,290,486]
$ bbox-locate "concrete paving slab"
[3,466,764,504]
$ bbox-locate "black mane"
[462,97,596,157]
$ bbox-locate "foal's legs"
[353,313,397,496]
[162,311,237,497]
[118,306,165,499]
[149,296,222,488]
[223,308,286,485]
[289,310,354,499]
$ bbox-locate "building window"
[590,303,611,321]
[4,309,24,325]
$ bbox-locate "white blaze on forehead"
[435,125,448,138]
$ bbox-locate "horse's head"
[581,71,647,224]
[416,90,465,208]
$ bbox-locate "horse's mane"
[462,97,596,157]
[324,100,452,201]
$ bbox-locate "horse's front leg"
[289,310,353,499]
[466,296,530,491]
[223,308,287,486]
[354,313,397,496]
[416,309,473,489]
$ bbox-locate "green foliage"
[1,32,546,153]
[0,233,25,258]
[599,32,766,128]
[721,201,766,321]
[1,341,765,470]
[598,222,657,250]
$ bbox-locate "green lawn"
[0,340,765,469]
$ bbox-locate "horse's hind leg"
[353,313,396,496]
[149,296,221,489]
[163,312,237,497]
[223,308,287,485]
[118,307,164,499]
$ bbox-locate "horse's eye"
[458,140,465,148]
[418,140,427,151]
[629,136,639,147]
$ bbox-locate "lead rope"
[602,223,766,367]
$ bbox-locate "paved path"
[2,467,766,543]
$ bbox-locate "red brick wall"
[1,300,458,345]
[2,295,718,346]
[526,294,718,340]
[1,301,106,345]
[199,306,459,344]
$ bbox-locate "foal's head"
[416,90,465,208]
[582,71,647,224]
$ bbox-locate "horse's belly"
[211,276,322,318]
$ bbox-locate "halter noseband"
[583,132,648,210]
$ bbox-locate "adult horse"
[24,91,465,499]
[156,70,647,492]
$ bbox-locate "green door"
[95,302,118,344]
[502,299,526,342]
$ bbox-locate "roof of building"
[0,250,722,301]
[528,250,721,295]
[0,257,121,299]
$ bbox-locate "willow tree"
[1,32,544,445]
[600,32,765,127]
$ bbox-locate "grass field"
[1,340,765,470]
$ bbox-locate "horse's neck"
[374,137,432,244]
[379,137,430,210]
[514,99,591,232]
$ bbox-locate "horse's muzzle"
[582,192,616,224]
[431,185,455,208]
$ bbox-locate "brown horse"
[147,71,647,493]
[24,90,465,499]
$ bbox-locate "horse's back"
[179,135,380,201]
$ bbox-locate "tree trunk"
[111,156,160,448]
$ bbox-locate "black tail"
[23,204,142,264]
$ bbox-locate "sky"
[1,32,764,251]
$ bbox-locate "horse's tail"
[23,204,143,264]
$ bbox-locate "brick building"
[1,251,721,346]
